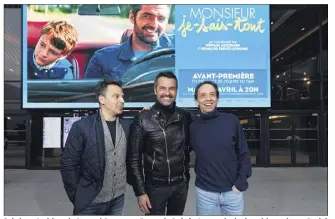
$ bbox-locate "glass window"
[269,114,292,164]
[294,115,318,164]
[4,115,27,167]
[238,115,261,165]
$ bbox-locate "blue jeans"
[196,186,244,216]
[76,194,125,215]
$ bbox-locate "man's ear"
[129,11,135,24]
[98,95,105,105]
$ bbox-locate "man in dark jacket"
[190,81,252,216]
[60,78,131,215]
[127,72,192,215]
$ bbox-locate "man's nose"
[163,90,171,96]
[148,17,158,29]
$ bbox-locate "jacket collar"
[152,102,181,125]
[196,108,220,120]
[118,33,174,61]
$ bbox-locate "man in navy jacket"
[60,79,131,215]
[190,81,252,216]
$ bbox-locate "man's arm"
[127,114,146,196]
[60,122,83,203]
[234,117,252,192]
[84,52,103,78]
[186,110,195,152]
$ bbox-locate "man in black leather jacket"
[127,72,192,215]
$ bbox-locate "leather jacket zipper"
[153,117,171,184]
[182,124,186,180]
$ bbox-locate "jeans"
[146,179,189,215]
[196,186,244,216]
[76,194,125,215]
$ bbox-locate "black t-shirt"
[106,121,116,145]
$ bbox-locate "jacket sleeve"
[234,116,252,191]
[188,110,197,152]
[60,122,83,203]
[127,114,146,196]
[185,110,192,152]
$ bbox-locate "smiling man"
[127,72,192,215]
[85,4,174,80]
[190,81,252,216]
[28,20,78,79]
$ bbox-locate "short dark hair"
[130,4,171,18]
[130,5,142,18]
[154,72,178,89]
[95,78,122,103]
[194,81,219,100]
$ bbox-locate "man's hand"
[141,105,153,111]
[232,185,240,192]
[137,194,152,214]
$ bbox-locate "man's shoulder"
[28,48,34,54]
[72,113,98,129]
[136,109,154,120]
[175,106,190,117]
[54,58,73,68]
[93,43,124,59]
[190,112,239,127]
[219,112,240,124]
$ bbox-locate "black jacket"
[127,103,192,196]
[60,111,131,214]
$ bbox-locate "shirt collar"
[118,34,172,61]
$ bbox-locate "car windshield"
[121,53,175,86]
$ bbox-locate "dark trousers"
[75,194,125,215]
[146,180,189,215]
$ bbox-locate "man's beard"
[133,20,161,45]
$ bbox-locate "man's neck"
[100,107,117,122]
[132,34,152,51]
[154,101,176,120]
